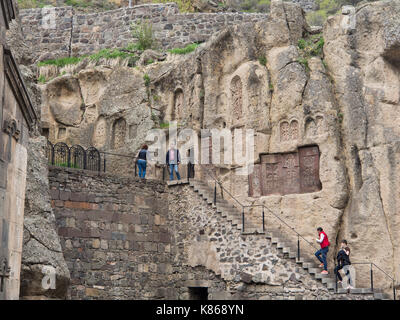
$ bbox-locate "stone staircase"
[180,178,391,300]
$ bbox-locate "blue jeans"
[315,246,329,271]
[169,164,181,181]
[137,159,146,178]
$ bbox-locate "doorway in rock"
[188,287,208,300]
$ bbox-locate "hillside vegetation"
[306,0,381,26]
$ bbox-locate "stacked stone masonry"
[48,166,377,300]
[18,3,269,60]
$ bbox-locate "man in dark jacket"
[166,144,181,181]
[334,240,353,288]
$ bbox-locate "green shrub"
[258,55,267,66]
[168,43,199,55]
[131,20,156,51]
[298,38,307,50]
[296,34,324,73]
[143,74,151,87]
[37,48,139,69]
[38,74,46,84]
[269,82,274,92]
[88,48,136,62]
[37,56,82,68]
[56,161,80,169]
[297,57,310,72]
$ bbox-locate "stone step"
[302,262,318,269]
[373,292,390,300]
[282,247,291,254]
[322,277,336,284]
[296,257,315,265]
[276,243,286,249]
[191,179,390,300]
[308,268,321,274]
[314,273,331,280]
[288,252,297,259]
[327,282,337,290]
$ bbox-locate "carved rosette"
[230,76,243,121]
[3,119,20,141]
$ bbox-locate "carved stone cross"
[0,258,11,292]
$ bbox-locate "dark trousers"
[335,264,351,283]
[315,246,329,271]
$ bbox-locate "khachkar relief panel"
[230,75,243,121]
[305,115,325,138]
[280,119,299,142]
[249,146,322,197]
[111,118,127,149]
[173,89,184,121]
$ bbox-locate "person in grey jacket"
[166,144,181,181]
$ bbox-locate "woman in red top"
[315,227,330,274]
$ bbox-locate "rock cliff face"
[16,0,400,295]
[324,0,400,289]
[20,136,70,299]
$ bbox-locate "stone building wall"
[18,3,269,62]
[0,0,37,300]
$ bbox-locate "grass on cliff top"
[168,43,200,55]
[37,47,138,68]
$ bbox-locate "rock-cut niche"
[230,75,243,121]
[280,119,299,142]
[172,89,184,121]
[111,118,127,149]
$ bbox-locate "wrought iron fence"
[46,141,196,179]
[46,141,102,172]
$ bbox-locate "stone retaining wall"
[48,166,376,300]
[49,166,175,299]
[19,3,268,61]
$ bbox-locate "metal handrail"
[197,163,397,299]
[336,262,397,299]
[197,163,317,250]
[244,204,316,250]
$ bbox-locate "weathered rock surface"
[14,0,400,297]
[324,0,400,290]
[20,136,70,299]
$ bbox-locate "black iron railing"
[161,162,195,182]
[46,141,102,171]
[334,262,397,300]
[198,163,316,253]
[46,141,137,173]
[196,163,397,299]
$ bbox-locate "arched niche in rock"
[111,117,127,149]
[173,88,184,122]
[92,116,107,148]
[230,75,243,121]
